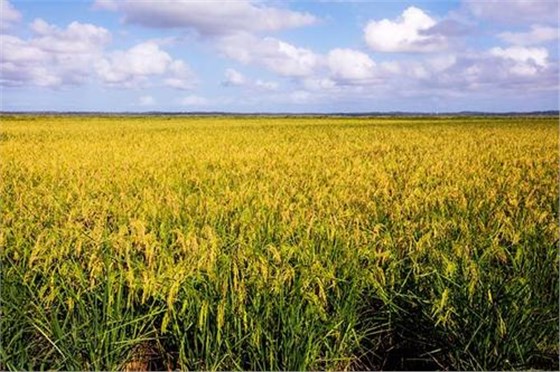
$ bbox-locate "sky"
[0,0,558,113]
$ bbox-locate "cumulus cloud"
[95,42,171,83]
[327,48,376,82]
[1,20,110,87]
[498,25,558,46]
[398,46,556,94]
[217,33,320,77]
[261,38,319,77]
[215,40,554,107]
[298,44,554,100]
[95,0,322,83]
[0,0,21,30]
[94,42,194,88]
[93,0,317,36]
[1,18,195,90]
[1,37,62,87]
[464,0,559,25]
[489,46,549,76]
[364,7,448,53]
[222,68,246,86]
[30,18,111,53]
[489,46,548,67]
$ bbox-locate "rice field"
[1,115,558,370]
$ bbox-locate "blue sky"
[1,0,558,112]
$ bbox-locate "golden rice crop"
[1,115,558,370]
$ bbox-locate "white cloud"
[94,42,194,88]
[30,18,111,53]
[264,38,319,77]
[0,0,21,30]
[244,42,555,106]
[222,68,246,86]
[220,68,279,91]
[94,1,322,83]
[218,33,321,77]
[498,25,558,46]
[93,0,317,36]
[96,42,170,82]
[0,18,196,90]
[1,34,47,64]
[407,46,556,93]
[490,46,548,67]
[1,20,110,87]
[294,45,555,100]
[164,60,195,89]
[139,95,155,106]
[327,48,375,82]
[180,95,208,106]
[489,46,548,76]
[464,0,558,25]
[364,7,448,53]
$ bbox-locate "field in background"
[1,116,558,370]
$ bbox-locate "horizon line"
[1,110,559,117]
